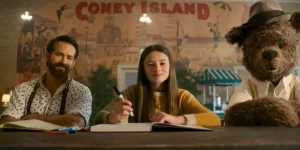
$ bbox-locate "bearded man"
[1,35,92,128]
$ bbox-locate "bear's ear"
[225,26,245,47]
[290,11,300,33]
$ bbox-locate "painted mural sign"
[75,2,211,20]
[16,0,251,87]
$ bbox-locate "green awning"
[198,69,241,86]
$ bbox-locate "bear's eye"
[256,45,260,49]
[279,43,285,49]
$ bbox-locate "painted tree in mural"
[175,63,202,98]
[88,65,117,125]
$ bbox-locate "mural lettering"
[141,2,209,20]
[76,1,210,21]
[76,2,135,20]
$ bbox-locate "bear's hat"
[242,0,291,29]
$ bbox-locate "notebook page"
[90,123,153,132]
[4,119,65,131]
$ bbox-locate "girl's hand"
[108,99,133,124]
[150,112,187,125]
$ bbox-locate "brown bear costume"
[225,0,300,126]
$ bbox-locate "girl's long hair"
[133,44,179,122]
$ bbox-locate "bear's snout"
[262,50,278,60]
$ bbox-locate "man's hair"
[46,35,79,59]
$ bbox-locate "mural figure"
[172,19,190,68]
[17,20,34,73]
[32,47,42,59]
[43,31,52,48]
[207,16,220,52]
[213,2,232,11]
[97,16,121,44]
[35,24,55,58]
[56,4,69,23]
[35,23,48,48]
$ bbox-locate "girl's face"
[143,51,170,90]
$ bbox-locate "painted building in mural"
[10,0,300,122]
[16,0,249,81]
[13,0,262,107]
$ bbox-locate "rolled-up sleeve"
[66,87,92,126]
[227,81,253,109]
[1,84,30,119]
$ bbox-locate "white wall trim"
[117,64,138,91]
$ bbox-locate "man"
[1,35,92,127]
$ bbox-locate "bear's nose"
[262,50,278,60]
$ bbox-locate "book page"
[90,123,153,132]
[90,123,212,132]
[2,119,65,131]
[152,123,212,131]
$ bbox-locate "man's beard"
[47,61,70,79]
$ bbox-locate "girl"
[95,44,220,126]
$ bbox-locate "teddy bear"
[224,0,300,126]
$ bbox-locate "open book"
[0,119,66,132]
[90,123,212,132]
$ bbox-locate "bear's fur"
[225,97,299,126]
[224,1,300,126]
[228,18,299,83]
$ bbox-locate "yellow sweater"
[95,85,221,126]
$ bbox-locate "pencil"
[49,131,69,135]
[113,86,134,116]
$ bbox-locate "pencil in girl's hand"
[113,86,134,117]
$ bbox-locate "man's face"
[47,41,76,79]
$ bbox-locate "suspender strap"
[59,80,71,115]
[289,76,295,101]
[248,79,258,99]
[26,80,71,115]
[26,82,39,115]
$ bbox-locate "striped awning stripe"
[198,69,241,86]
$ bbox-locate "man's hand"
[21,113,41,120]
[20,113,85,127]
[0,116,20,124]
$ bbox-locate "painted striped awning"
[198,69,241,86]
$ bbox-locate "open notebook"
[0,119,66,132]
[90,123,212,132]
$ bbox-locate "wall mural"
[16,0,253,109]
